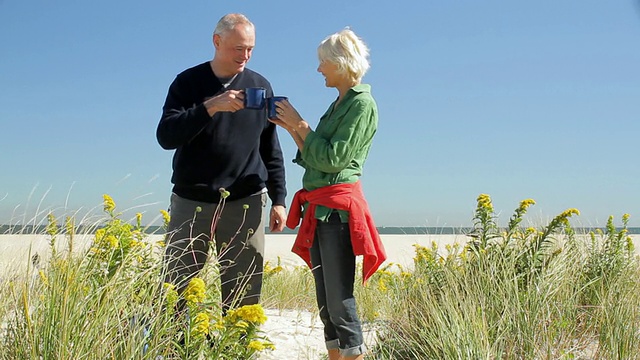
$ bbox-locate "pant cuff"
[325,339,340,350]
[341,343,367,357]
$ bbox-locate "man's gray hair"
[214,13,254,37]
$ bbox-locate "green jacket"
[293,84,378,221]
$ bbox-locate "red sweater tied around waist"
[286,181,387,284]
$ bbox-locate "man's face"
[213,24,255,76]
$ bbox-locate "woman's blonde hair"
[317,28,370,83]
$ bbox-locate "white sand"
[2,233,639,359]
[4,232,639,272]
[0,233,467,274]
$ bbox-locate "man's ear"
[213,34,221,49]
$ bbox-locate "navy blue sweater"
[157,62,286,205]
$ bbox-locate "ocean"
[3,225,640,235]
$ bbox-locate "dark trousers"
[162,192,266,312]
[310,213,366,357]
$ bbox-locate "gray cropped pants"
[162,192,266,312]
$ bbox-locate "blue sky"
[1,0,639,228]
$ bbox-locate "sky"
[1,0,639,228]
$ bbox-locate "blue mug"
[244,87,266,110]
[267,96,288,120]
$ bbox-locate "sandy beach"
[0,233,469,274]
[2,233,639,359]
[3,233,640,273]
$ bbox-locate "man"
[156,13,287,312]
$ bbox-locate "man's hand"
[204,90,245,116]
[269,205,287,232]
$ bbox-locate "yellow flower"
[377,278,388,292]
[163,283,178,309]
[46,213,58,236]
[103,194,116,213]
[184,277,206,305]
[561,208,580,218]
[160,209,170,228]
[135,212,142,227]
[39,270,49,287]
[212,320,225,331]
[236,320,249,329]
[234,304,268,325]
[191,312,210,337]
[247,340,265,351]
[518,199,536,211]
[477,194,494,212]
[106,235,118,248]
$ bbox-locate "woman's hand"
[273,99,304,130]
[268,98,310,150]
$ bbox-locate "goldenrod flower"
[518,199,536,211]
[135,212,142,227]
[163,283,179,309]
[212,320,225,331]
[234,304,267,325]
[377,278,388,292]
[39,270,49,287]
[160,209,170,228]
[103,194,116,213]
[46,213,58,236]
[560,208,580,218]
[191,312,210,337]
[477,194,494,212]
[236,320,249,329]
[247,340,265,351]
[184,277,206,305]
[106,235,118,248]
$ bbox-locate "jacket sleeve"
[156,75,212,150]
[260,120,287,206]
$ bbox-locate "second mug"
[267,96,288,120]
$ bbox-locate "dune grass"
[1,193,638,359]
[260,195,640,359]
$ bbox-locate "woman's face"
[317,60,342,88]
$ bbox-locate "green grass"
[1,193,638,359]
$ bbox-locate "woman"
[270,28,386,360]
